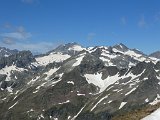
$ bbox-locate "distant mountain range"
[0,43,160,120]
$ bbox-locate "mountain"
[0,43,160,120]
[0,47,18,59]
[49,42,85,54]
[149,51,160,59]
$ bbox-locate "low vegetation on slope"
[112,103,160,120]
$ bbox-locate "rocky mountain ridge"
[0,47,18,59]
[0,43,160,120]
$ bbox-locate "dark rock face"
[149,51,160,59]
[47,42,84,56]
[79,54,104,74]
[113,43,129,52]
[76,111,112,120]
[0,50,35,69]
[0,43,160,120]
[155,61,160,69]
[0,81,15,90]
[0,47,18,59]
[132,48,145,56]
[0,74,7,82]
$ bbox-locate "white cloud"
[0,25,32,44]
[1,42,59,54]
[121,17,126,25]
[0,23,59,54]
[154,12,160,22]
[138,16,147,28]
[2,37,15,45]
[0,32,32,40]
[3,23,12,29]
[87,33,96,40]
[16,26,25,33]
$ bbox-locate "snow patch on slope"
[36,52,70,66]
[27,76,40,85]
[149,94,160,105]
[99,57,115,66]
[112,48,142,58]
[0,65,26,81]
[91,95,109,111]
[67,81,74,85]
[72,54,85,66]
[8,101,18,110]
[125,50,142,58]
[142,108,160,120]
[125,88,137,96]
[119,102,127,109]
[71,104,86,120]
[68,45,85,51]
[58,100,70,105]
[44,67,59,80]
[112,48,147,62]
[149,57,160,63]
[101,52,117,59]
[6,86,13,93]
[84,73,120,93]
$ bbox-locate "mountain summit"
[48,42,85,55]
[113,43,129,52]
[149,51,160,59]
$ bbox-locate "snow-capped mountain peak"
[149,51,160,59]
[113,43,129,52]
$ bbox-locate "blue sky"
[0,0,160,54]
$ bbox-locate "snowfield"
[142,108,160,120]
[84,72,120,93]
[72,53,85,66]
[36,52,71,66]
[68,45,85,51]
[0,65,26,81]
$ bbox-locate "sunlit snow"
[85,73,120,93]
[36,52,70,66]
[142,108,160,120]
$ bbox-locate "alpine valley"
[1,43,160,120]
